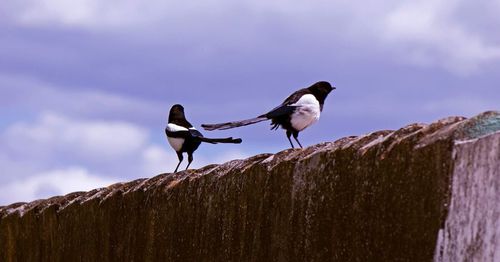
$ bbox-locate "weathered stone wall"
[1,112,498,262]
[434,131,500,261]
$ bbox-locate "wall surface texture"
[1,111,499,262]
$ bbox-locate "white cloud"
[0,167,119,205]
[1,0,346,29]
[14,0,161,28]
[0,110,156,188]
[5,0,499,74]
[9,0,221,29]
[0,111,173,204]
[141,144,178,175]
[3,112,149,161]
[0,73,165,124]
[382,0,500,74]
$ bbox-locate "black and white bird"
[166,104,242,172]
[201,81,335,148]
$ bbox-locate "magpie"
[166,104,242,172]
[201,81,335,148]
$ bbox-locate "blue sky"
[1,0,499,205]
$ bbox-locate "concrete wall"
[1,112,498,262]
[434,131,499,261]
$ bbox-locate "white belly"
[167,137,185,152]
[166,123,188,152]
[290,94,321,131]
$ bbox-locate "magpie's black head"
[308,81,335,104]
[168,104,186,123]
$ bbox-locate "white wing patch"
[290,94,321,131]
[166,123,189,132]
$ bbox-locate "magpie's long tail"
[201,117,268,131]
[198,137,243,144]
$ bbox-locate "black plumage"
[166,104,242,173]
[202,81,335,148]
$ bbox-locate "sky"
[0,0,499,205]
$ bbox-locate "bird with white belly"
[165,104,242,172]
[201,81,335,148]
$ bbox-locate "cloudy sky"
[1,0,499,205]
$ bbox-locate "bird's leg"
[185,152,194,170]
[293,131,303,149]
[174,152,183,173]
[286,130,295,148]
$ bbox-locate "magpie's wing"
[260,88,310,118]
[165,129,190,138]
[165,124,204,139]
[189,128,204,138]
[262,104,297,119]
[281,88,310,105]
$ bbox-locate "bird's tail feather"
[201,117,268,131]
[198,137,243,144]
